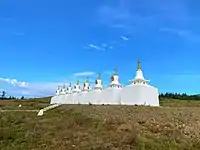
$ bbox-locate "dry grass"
[0,97,50,110]
[1,98,200,149]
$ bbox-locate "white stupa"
[88,74,103,104]
[56,86,60,96]
[51,86,60,104]
[93,73,103,91]
[64,83,73,104]
[78,78,91,104]
[66,83,72,94]
[121,60,159,106]
[60,84,66,95]
[58,84,66,104]
[72,80,81,93]
[101,69,122,105]
[72,80,81,104]
[82,78,91,92]
[109,69,122,88]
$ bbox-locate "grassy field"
[1,98,200,150]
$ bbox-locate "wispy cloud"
[102,43,107,47]
[0,78,68,98]
[73,71,96,77]
[160,28,200,43]
[84,44,105,51]
[0,77,28,87]
[109,46,113,49]
[84,42,116,51]
[121,36,129,41]
[84,35,132,52]
[97,2,133,29]
[13,32,24,36]
[97,0,195,33]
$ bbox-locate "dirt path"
[0,109,39,112]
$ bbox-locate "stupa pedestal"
[79,78,91,104]
[88,74,103,105]
[63,83,72,104]
[72,80,81,104]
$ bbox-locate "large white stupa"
[50,61,159,106]
[121,60,159,106]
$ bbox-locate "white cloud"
[1,81,65,98]
[88,44,105,51]
[102,43,107,47]
[0,77,28,87]
[73,71,96,77]
[109,46,113,49]
[121,36,129,41]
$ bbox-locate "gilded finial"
[77,79,79,84]
[97,73,101,79]
[86,77,89,83]
[137,60,141,70]
[114,68,118,75]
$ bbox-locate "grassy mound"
[1,98,200,150]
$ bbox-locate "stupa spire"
[86,77,89,83]
[114,68,118,75]
[97,73,101,79]
[130,60,149,85]
[77,79,79,84]
[137,60,141,70]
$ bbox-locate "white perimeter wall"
[50,85,159,106]
[121,85,159,106]
[100,88,121,105]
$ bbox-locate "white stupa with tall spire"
[131,60,149,85]
[50,60,159,106]
[121,60,159,106]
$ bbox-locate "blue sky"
[0,0,200,97]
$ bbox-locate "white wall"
[101,88,122,105]
[50,96,57,104]
[50,85,159,106]
[87,90,102,104]
[121,85,159,106]
[72,93,81,104]
[77,92,90,104]
[66,94,74,104]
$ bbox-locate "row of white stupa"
[50,61,159,106]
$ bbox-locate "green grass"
[1,98,200,149]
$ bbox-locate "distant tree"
[21,96,24,100]
[1,91,6,99]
